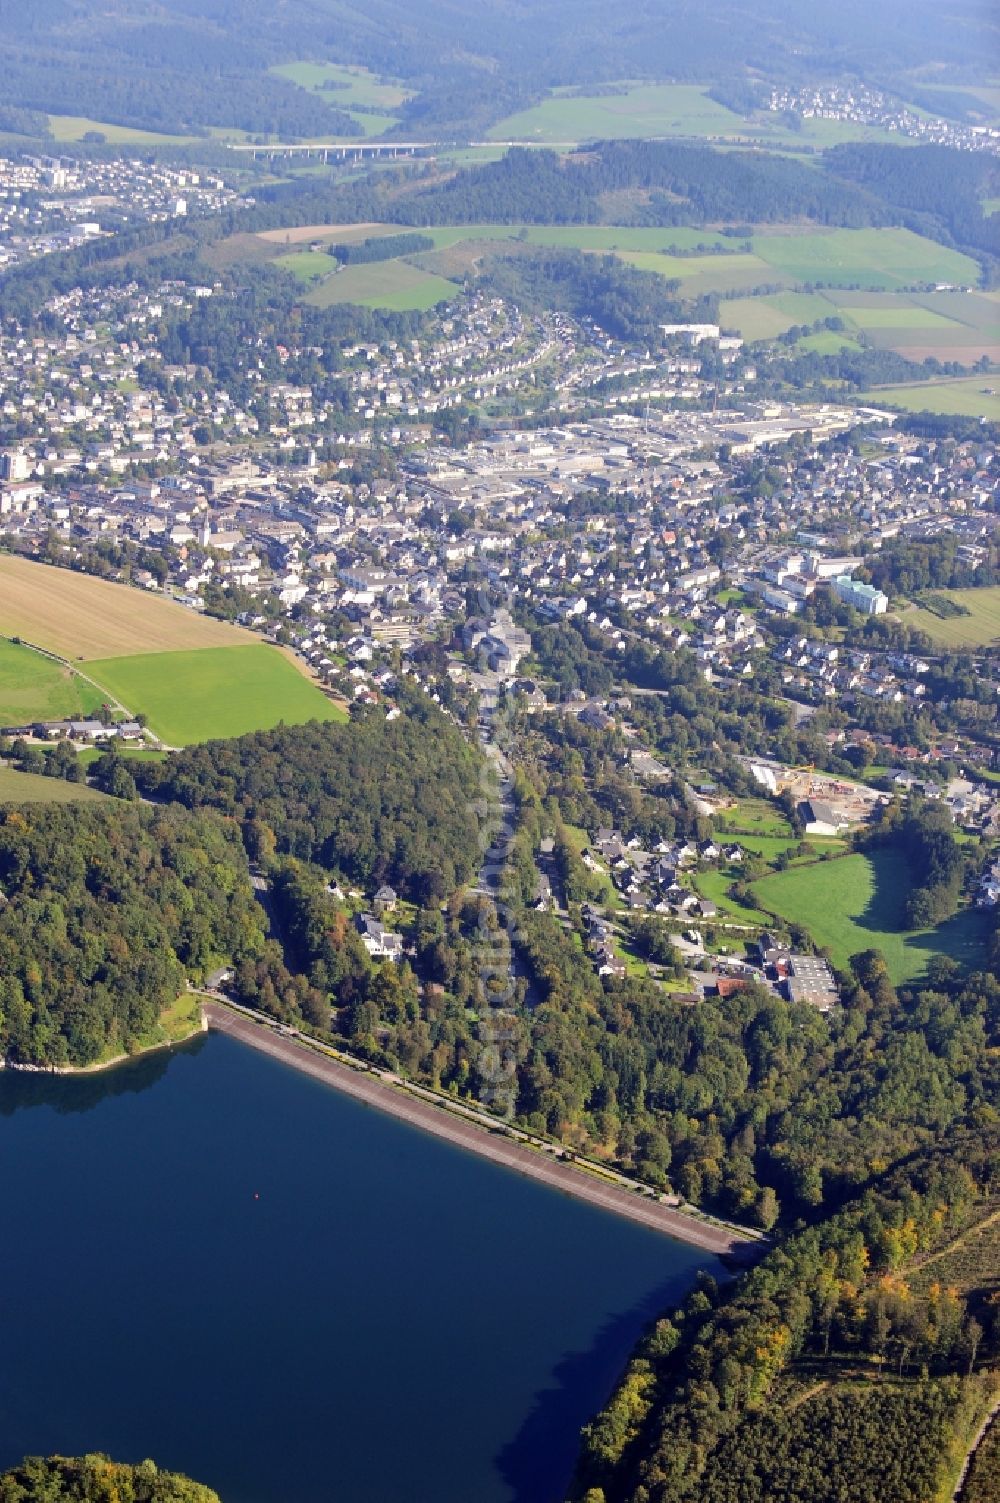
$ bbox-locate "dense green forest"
[1,53,357,138]
[962,1421,1000,1503]
[0,803,265,1067]
[696,1382,972,1503]
[859,800,969,928]
[573,1124,1000,1502]
[0,1455,219,1503]
[136,700,484,905]
[858,534,999,595]
[474,249,702,342]
[389,143,887,229]
[125,703,1000,1227]
[826,143,1000,262]
[330,232,435,265]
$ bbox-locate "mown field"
[717,797,794,836]
[46,114,193,144]
[617,228,981,305]
[490,83,750,143]
[621,248,775,296]
[693,868,772,925]
[901,586,1000,648]
[0,559,345,744]
[0,638,106,725]
[751,848,990,983]
[723,284,998,361]
[0,766,108,803]
[0,555,253,661]
[86,645,346,745]
[305,259,459,311]
[722,290,838,339]
[866,377,1000,421]
[797,330,863,354]
[751,227,978,291]
[487,82,903,151]
[76,746,167,766]
[274,249,337,283]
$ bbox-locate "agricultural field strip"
[0,554,253,661]
[85,645,345,746]
[0,638,105,724]
[247,222,993,342]
[865,380,1000,422]
[0,766,108,803]
[901,587,1000,647]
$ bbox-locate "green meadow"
[86,645,346,745]
[0,639,106,725]
[418,224,734,253]
[751,228,979,291]
[796,330,863,354]
[721,281,996,360]
[620,228,976,300]
[864,377,1000,421]
[47,115,193,144]
[751,849,990,984]
[901,587,1000,648]
[0,766,108,804]
[270,61,408,138]
[489,83,748,143]
[274,250,337,283]
[76,746,166,766]
[619,249,773,296]
[306,260,459,311]
[271,62,410,111]
[692,869,772,926]
[717,798,794,837]
[722,291,838,340]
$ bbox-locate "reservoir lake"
[0,1031,716,1503]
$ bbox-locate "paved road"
[203,1001,758,1258]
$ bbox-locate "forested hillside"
[573,1126,1000,1503]
[137,701,484,904]
[0,1455,219,1503]
[825,143,1000,260]
[0,803,265,1067]
[0,0,995,138]
[392,144,888,229]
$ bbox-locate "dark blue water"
[0,1033,715,1503]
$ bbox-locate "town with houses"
[765,83,1000,157]
[0,152,240,274]
[0,151,996,1019]
[3,2,1000,1498]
